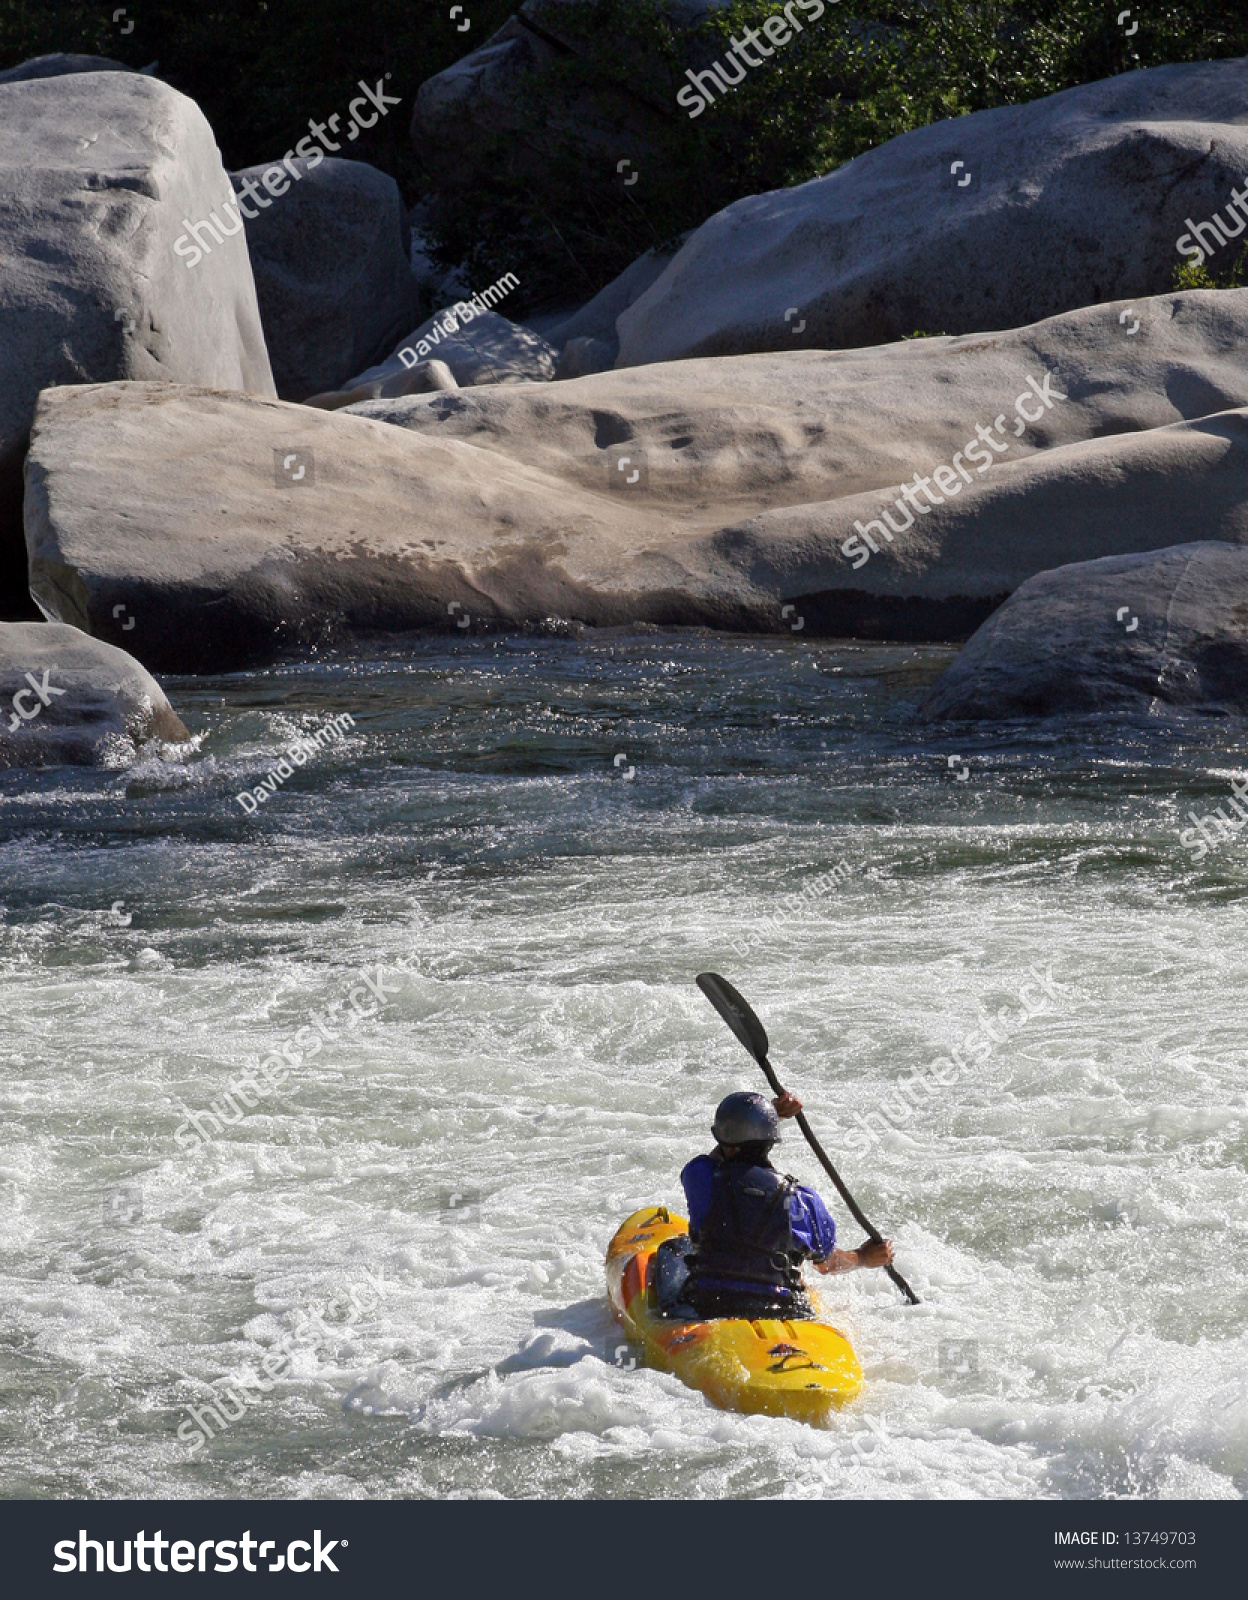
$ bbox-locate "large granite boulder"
[0,70,275,618]
[340,308,556,392]
[617,56,1248,367]
[22,362,1248,674]
[921,543,1248,719]
[24,381,654,674]
[411,1,729,191]
[233,157,420,401]
[716,405,1248,640]
[348,287,1248,639]
[0,621,189,768]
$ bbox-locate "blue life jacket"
[686,1154,806,1301]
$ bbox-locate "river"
[1,631,1245,1499]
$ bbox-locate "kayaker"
[665,1091,894,1320]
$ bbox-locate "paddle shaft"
[755,1051,921,1307]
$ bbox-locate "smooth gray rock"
[0,54,134,83]
[233,157,419,400]
[617,56,1248,367]
[0,621,189,768]
[24,381,658,673]
[22,370,1248,676]
[0,70,275,617]
[553,337,616,380]
[343,308,556,390]
[921,543,1248,719]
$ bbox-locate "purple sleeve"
[790,1184,837,1261]
[680,1154,715,1231]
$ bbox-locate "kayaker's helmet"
[712,1091,779,1148]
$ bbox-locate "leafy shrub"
[1174,246,1248,291]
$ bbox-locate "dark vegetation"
[3,0,1247,308]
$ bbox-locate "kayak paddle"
[695,970,920,1306]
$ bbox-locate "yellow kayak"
[605,1205,863,1424]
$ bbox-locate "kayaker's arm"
[775,1093,896,1274]
[815,1238,895,1274]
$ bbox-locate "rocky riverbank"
[4,34,1248,755]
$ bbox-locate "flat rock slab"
[0,70,275,614]
[23,370,1248,676]
[353,288,1248,509]
[0,621,189,768]
[921,543,1248,719]
[348,288,1248,639]
[234,156,418,400]
[24,381,671,674]
[618,56,1248,366]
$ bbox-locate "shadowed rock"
[617,56,1248,366]
[545,245,680,364]
[0,621,189,768]
[341,308,556,391]
[554,337,616,380]
[0,54,135,83]
[233,157,419,400]
[411,1,729,192]
[921,543,1248,719]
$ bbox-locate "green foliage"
[1174,244,1248,291]
[430,0,1248,308]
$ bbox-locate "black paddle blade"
[696,972,769,1064]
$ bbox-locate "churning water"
[1,632,1245,1500]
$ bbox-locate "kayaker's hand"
[855,1237,894,1271]
[773,1091,802,1118]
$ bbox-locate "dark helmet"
[712,1091,779,1147]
